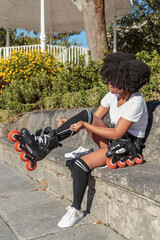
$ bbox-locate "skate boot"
[31,127,61,154]
[106,136,143,169]
[8,127,61,171]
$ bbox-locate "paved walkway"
[0,162,126,240]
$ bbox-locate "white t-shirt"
[101,92,148,138]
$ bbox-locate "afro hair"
[100,52,151,92]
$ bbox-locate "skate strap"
[44,127,56,137]
[35,129,42,137]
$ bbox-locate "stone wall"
[143,101,160,163]
[1,100,159,163]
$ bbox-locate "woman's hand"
[57,118,68,127]
[70,121,84,132]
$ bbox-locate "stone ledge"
[0,138,160,240]
[0,101,159,163]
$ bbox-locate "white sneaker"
[58,206,84,228]
[64,147,94,159]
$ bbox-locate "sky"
[17,29,88,48]
[68,30,88,48]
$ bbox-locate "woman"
[13,52,150,228]
[57,52,150,228]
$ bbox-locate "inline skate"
[8,127,61,171]
[106,136,143,169]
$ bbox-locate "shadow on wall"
[145,100,160,142]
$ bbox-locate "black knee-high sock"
[56,110,93,141]
[72,158,91,210]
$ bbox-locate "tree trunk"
[72,0,109,60]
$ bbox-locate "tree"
[0,28,40,47]
[46,32,80,48]
[107,0,160,54]
[0,28,17,47]
[72,0,109,60]
[0,28,80,49]
[0,28,6,47]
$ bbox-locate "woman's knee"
[81,148,108,170]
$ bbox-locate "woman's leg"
[87,114,109,149]
[82,147,108,170]
[71,148,107,210]
[58,114,109,228]
[58,144,108,228]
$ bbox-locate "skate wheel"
[107,158,118,169]
[126,158,135,166]
[26,161,37,171]
[20,151,29,162]
[8,130,20,142]
[134,154,143,164]
[117,160,127,168]
[14,142,23,152]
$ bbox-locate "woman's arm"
[94,104,110,119]
[70,117,133,141]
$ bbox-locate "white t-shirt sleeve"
[121,99,144,122]
[101,92,112,108]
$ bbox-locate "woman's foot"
[58,206,84,228]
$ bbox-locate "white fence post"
[0,45,89,64]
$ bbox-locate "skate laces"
[34,134,49,145]
[57,128,74,137]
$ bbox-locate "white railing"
[0,45,89,64]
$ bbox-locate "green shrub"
[84,85,108,107]
[136,50,160,100]
[0,50,159,118]
[61,91,86,109]
[1,72,54,112]
[43,94,62,110]
[42,55,106,110]
[0,50,63,113]
[43,85,109,110]
[0,50,61,91]
[51,55,104,94]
